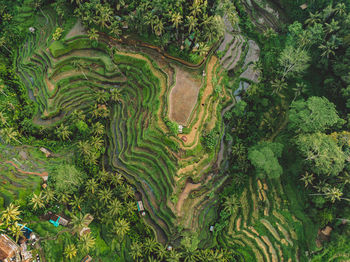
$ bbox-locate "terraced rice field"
[16,13,231,245]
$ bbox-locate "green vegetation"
[0,0,349,261]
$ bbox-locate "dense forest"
[0,0,349,261]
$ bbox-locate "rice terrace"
[0,0,349,261]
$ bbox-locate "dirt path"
[4,161,48,180]
[65,20,86,39]
[177,56,217,148]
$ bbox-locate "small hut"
[0,234,21,262]
[300,4,308,10]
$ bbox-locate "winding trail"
[3,161,48,180]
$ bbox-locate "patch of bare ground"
[177,56,217,148]
[169,66,201,125]
[176,181,201,216]
[65,20,86,39]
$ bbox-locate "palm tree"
[335,3,346,16]
[190,1,202,17]
[85,178,99,194]
[77,140,93,157]
[96,4,113,29]
[88,28,99,41]
[55,124,72,141]
[92,122,104,136]
[305,11,321,26]
[110,172,124,186]
[30,192,45,210]
[98,187,113,204]
[112,218,130,240]
[121,184,134,200]
[70,212,90,234]
[0,36,12,54]
[319,40,338,58]
[186,16,198,34]
[170,11,182,39]
[110,88,123,103]
[0,127,20,144]
[78,232,96,252]
[91,135,104,151]
[223,195,240,215]
[144,238,159,256]
[156,245,167,260]
[69,195,83,211]
[108,199,123,216]
[300,172,315,188]
[166,249,183,262]
[324,19,340,34]
[71,109,85,121]
[194,43,210,57]
[9,222,25,242]
[125,201,137,216]
[57,192,70,204]
[153,17,164,36]
[96,90,109,104]
[271,79,287,96]
[97,169,110,184]
[0,111,8,127]
[130,241,143,261]
[1,203,21,226]
[110,21,122,37]
[64,244,78,260]
[310,187,343,203]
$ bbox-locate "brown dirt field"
[169,66,201,125]
[177,56,217,148]
[65,20,86,39]
[44,75,55,93]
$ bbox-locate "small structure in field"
[29,27,35,33]
[209,225,214,232]
[0,234,21,262]
[137,201,144,212]
[81,255,92,262]
[48,213,69,227]
[178,125,183,134]
[39,147,52,158]
[181,136,187,142]
[167,245,172,251]
[300,4,308,10]
[79,227,91,237]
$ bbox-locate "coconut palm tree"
[55,124,72,141]
[91,135,104,151]
[310,187,343,203]
[130,240,143,261]
[153,17,164,36]
[0,36,12,53]
[335,3,346,16]
[166,249,183,262]
[108,199,123,216]
[0,127,20,144]
[71,109,85,121]
[85,178,99,194]
[98,187,113,204]
[305,11,321,26]
[170,11,182,39]
[70,212,90,234]
[0,111,8,127]
[88,28,99,41]
[64,244,78,260]
[43,188,56,203]
[121,184,134,200]
[69,195,83,211]
[92,122,104,136]
[1,203,21,226]
[96,4,113,29]
[110,172,124,186]
[9,222,25,242]
[300,172,315,188]
[96,90,109,104]
[125,201,137,216]
[223,195,240,215]
[191,1,202,17]
[144,238,159,256]
[156,245,167,260]
[186,15,198,34]
[110,88,123,103]
[97,169,110,184]
[57,192,70,204]
[319,38,338,58]
[78,232,96,252]
[77,140,93,157]
[324,19,340,34]
[110,21,122,37]
[271,79,288,96]
[112,218,130,240]
[194,43,210,57]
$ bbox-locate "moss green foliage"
[248,142,284,179]
[289,97,342,133]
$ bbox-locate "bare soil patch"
[176,181,201,216]
[169,66,201,125]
